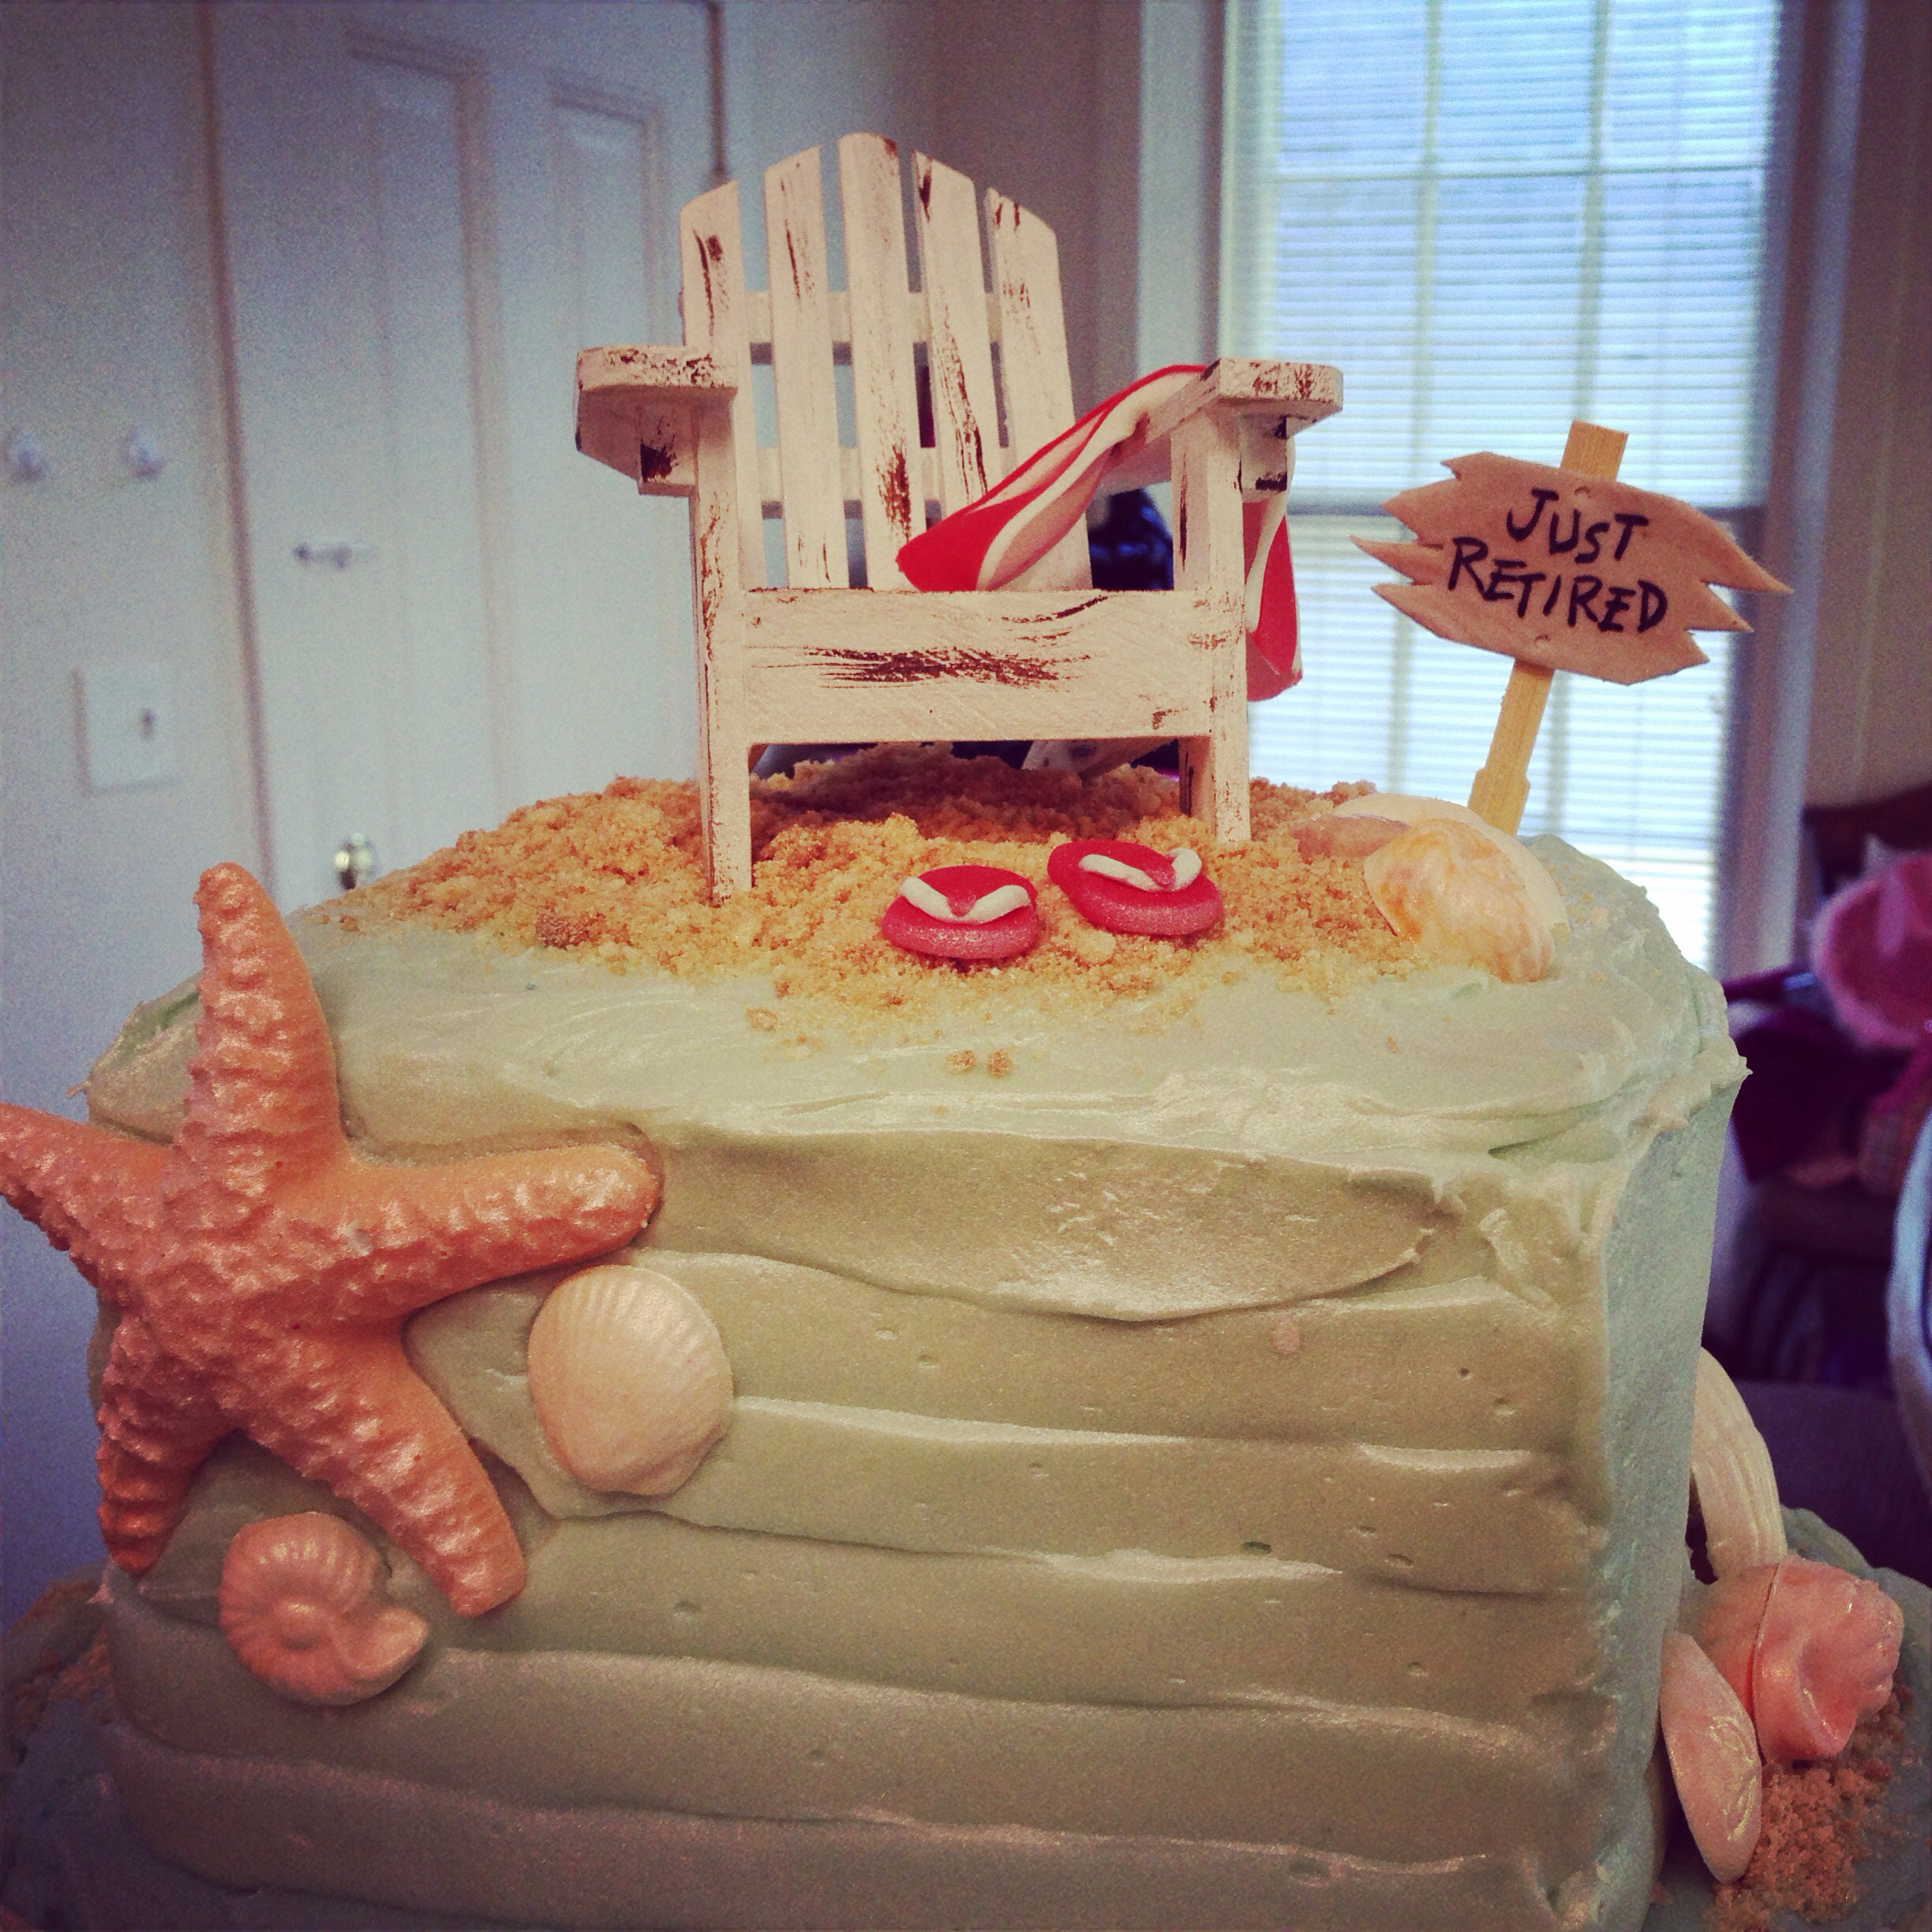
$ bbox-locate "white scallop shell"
[1335,792,1568,931]
[218,1512,428,1707]
[1690,1349,1788,1578]
[1363,818,1556,983]
[1658,1628,1763,1885]
[525,1264,732,1496]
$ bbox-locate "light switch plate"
[78,661,182,791]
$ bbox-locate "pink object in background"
[1814,852,1932,1053]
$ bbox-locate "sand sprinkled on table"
[351,745,1411,1018]
[1709,1690,1917,1931]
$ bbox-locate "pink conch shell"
[1658,1630,1763,1885]
[1291,812,1406,862]
[1694,1554,1904,1764]
[1750,1555,1903,1763]
[1690,1350,1787,1578]
[218,1512,429,1706]
[526,1264,732,1496]
[1362,818,1555,983]
[1695,1563,1777,1715]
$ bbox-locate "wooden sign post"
[1357,421,1788,835]
[1467,421,1623,831]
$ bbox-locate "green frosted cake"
[33,747,1750,1930]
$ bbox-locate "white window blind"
[1223,0,1782,964]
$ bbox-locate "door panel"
[351,49,500,864]
[210,3,708,906]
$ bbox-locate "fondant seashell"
[526,1265,732,1496]
[1363,818,1555,983]
[1335,792,1567,931]
[1658,1629,1762,1885]
[218,1512,429,1706]
[1291,812,1407,862]
[1694,1553,1904,1764]
[1750,1555,1903,1763]
[1695,1562,1777,1713]
[1690,1350,1787,1578]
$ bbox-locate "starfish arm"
[288,1144,661,1324]
[174,864,348,1195]
[246,1332,525,1617]
[0,1104,165,1301]
[96,1312,231,1574]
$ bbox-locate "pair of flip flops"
[881,840,1222,963]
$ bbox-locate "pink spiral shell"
[218,1511,429,1706]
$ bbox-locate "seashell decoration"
[525,1264,732,1496]
[1694,1555,1904,1765]
[1291,811,1408,863]
[219,1512,429,1706]
[1362,818,1556,983]
[1694,1562,1777,1714]
[1334,792,1567,931]
[1657,1629,1763,1885]
[1689,1350,1788,1578]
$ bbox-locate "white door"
[208,2,709,906]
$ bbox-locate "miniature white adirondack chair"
[576,133,1339,897]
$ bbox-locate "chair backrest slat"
[677,141,1076,590]
[838,133,923,590]
[763,149,848,589]
[986,189,1090,591]
[679,180,766,589]
[913,151,1002,514]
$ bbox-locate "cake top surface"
[90,747,1740,1197]
[351,743,1409,1011]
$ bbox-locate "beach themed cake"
[0,739,1773,1930]
[5,126,1919,1932]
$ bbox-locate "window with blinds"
[1222,0,1783,964]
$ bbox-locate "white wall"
[1794,0,1930,811]
[2,2,264,1621]
[929,0,1142,407]
[721,0,1142,408]
[1718,0,1931,971]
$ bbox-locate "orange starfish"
[0,864,658,1616]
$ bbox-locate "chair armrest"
[1109,358,1342,495]
[575,345,736,494]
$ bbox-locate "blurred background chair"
[1889,1108,1932,1515]
[1713,781,1932,1385]
[1727,1111,1932,1586]
[1709,787,1932,1586]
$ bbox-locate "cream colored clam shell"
[1690,1349,1787,1578]
[526,1264,733,1496]
[1363,818,1556,983]
[218,1512,429,1706]
[1335,792,1568,931]
[1658,1629,1763,1885]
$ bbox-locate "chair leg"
[1170,414,1252,847]
[695,676,753,900]
[691,421,753,899]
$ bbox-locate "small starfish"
[0,865,658,1615]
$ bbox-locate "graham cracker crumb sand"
[1709,1689,1915,1930]
[354,745,1411,1018]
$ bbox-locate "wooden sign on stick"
[1356,420,1788,833]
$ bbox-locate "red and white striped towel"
[897,365,1301,701]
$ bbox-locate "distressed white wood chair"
[576,133,1339,897]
